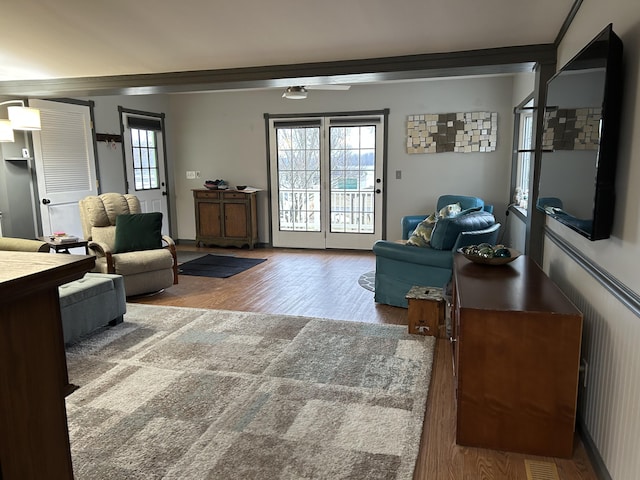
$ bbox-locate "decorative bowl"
[236,185,247,190]
[457,247,521,265]
[204,184,218,190]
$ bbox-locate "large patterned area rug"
[65,303,435,479]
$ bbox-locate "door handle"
[42,198,51,205]
[162,191,167,196]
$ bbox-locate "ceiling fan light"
[0,119,15,142]
[8,106,41,131]
[282,86,308,100]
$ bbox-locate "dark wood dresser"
[193,189,258,249]
[452,254,583,458]
[0,252,95,479]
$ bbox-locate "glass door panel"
[269,115,384,249]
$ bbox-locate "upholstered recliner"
[373,195,500,308]
[79,193,178,297]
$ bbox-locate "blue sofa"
[373,195,500,308]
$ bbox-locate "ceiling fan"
[282,84,351,99]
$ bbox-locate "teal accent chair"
[373,195,500,308]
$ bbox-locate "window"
[130,127,159,191]
[513,98,534,211]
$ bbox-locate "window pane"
[130,126,160,191]
[276,126,320,232]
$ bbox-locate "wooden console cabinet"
[452,254,582,458]
[0,252,95,479]
[193,189,258,249]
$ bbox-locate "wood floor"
[130,246,598,480]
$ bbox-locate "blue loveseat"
[373,195,500,308]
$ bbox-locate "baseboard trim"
[576,417,612,480]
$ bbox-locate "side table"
[38,236,89,254]
[406,286,446,337]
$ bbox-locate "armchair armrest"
[162,235,179,284]
[451,223,501,251]
[87,240,115,273]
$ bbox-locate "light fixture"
[282,86,308,100]
[0,100,41,142]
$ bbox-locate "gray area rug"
[65,304,435,479]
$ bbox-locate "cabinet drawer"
[223,191,246,199]
[195,190,220,199]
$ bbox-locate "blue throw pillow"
[113,212,163,253]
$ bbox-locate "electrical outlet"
[395,170,402,179]
[186,171,196,179]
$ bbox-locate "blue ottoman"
[58,273,126,345]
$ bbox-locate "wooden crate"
[406,286,445,337]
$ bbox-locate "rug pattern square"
[65,303,435,479]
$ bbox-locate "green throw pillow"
[407,213,437,247]
[113,212,163,253]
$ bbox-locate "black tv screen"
[537,24,623,240]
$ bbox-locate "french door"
[268,113,386,249]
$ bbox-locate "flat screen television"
[537,23,623,240]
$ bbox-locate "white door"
[269,114,385,250]
[121,112,169,233]
[31,99,97,239]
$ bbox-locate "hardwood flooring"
[130,246,598,480]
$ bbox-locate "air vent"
[524,460,560,480]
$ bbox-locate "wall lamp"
[0,100,42,143]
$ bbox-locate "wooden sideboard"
[0,252,95,479]
[452,254,583,458]
[193,189,258,249]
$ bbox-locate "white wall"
[167,76,515,244]
[84,94,175,232]
[552,0,640,292]
[543,1,640,478]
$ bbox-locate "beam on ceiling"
[0,43,556,97]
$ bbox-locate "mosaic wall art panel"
[406,112,497,154]
[542,107,601,151]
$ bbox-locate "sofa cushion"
[114,212,163,253]
[407,202,466,247]
[111,248,174,276]
[429,210,495,250]
[91,225,116,250]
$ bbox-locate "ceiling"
[0,0,577,95]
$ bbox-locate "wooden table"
[38,236,89,254]
[452,254,583,458]
[0,252,95,479]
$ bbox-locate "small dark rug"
[178,254,266,278]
